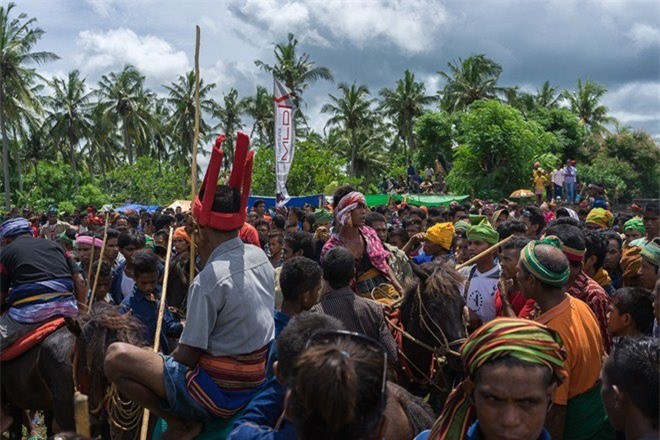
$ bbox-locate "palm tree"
[164,71,216,169]
[255,33,333,119]
[438,54,504,113]
[244,85,274,146]
[212,87,247,164]
[0,2,58,209]
[322,82,375,177]
[85,101,118,182]
[96,64,151,165]
[379,69,436,162]
[535,81,559,108]
[45,70,91,193]
[561,78,614,135]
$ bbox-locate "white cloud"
[76,28,189,81]
[603,81,660,136]
[236,0,448,54]
[628,23,660,50]
[84,0,120,17]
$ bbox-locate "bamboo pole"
[74,391,91,438]
[189,25,201,291]
[139,226,175,440]
[88,214,110,311]
[86,237,95,284]
[455,234,514,271]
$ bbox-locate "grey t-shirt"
[179,237,275,356]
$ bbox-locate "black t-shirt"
[0,235,80,293]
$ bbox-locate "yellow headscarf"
[425,222,455,251]
[585,208,614,229]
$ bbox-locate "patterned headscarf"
[0,218,33,240]
[429,318,567,439]
[334,191,366,227]
[425,222,455,251]
[623,217,645,235]
[520,236,570,286]
[467,219,500,245]
[585,208,614,229]
[641,238,660,268]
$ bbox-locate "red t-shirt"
[495,288,536,319]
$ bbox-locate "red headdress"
[193,132,254,231]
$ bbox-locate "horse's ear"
[65,317,82,337]
[411,262,430,283]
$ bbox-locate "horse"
[1,302,144,439]
[392,260,468,412]
[384,381,437,440]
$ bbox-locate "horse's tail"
[389,382,437,435]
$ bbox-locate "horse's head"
[72,302,144,429]
[402,260,467,366]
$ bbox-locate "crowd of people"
[1,146,659,440]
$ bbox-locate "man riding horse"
[104,133,275,440]
[0,216,88,432]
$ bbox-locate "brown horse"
[394,260,467,412]
[1,302,144,438]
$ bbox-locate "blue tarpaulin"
[115,204,160,213]
[248,195,324,209]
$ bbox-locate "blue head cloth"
[0,218,32,240]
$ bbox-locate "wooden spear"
[455,234,514,271]
[139,226,175,440]
[189,25,201,292]
[88,213,110,311]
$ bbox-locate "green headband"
[641,238,660,268]
[144,235,155,251]
[58,230,73,245]
[467,219,499,245]
[314,209,333,224]
[624,217,645,234]
[454,220,470,233]
[520,236,570,287]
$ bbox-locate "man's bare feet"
[0,408,14,432]
[161,419,203,440]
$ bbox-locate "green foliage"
[104,157,189,204]
[584,129,660,200]
[413,110,455,169]
[251,140,352,196]
[579,155,634,201]
[446,100,557,198]
[527,107,586,160]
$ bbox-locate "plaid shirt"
[566,271,612,353]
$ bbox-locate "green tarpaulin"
[364,193,469,208]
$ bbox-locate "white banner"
[274,78,296,206]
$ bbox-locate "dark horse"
[395,260,467,412]
[1,302,144,438]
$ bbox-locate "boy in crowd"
[607,287,655,338]
[267,257,323,376]
[601,337,659,440]
[494,237,535,319]
[267,232,284,269]
[119,250,182,354]
[108,229,146,305]
[464,220,501,326]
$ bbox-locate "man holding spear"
[104,133,275,439]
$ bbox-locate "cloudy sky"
[16,0,660,144]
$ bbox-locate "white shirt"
[465,264,501,323]
[552,169,565,186]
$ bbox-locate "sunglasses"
[306,329,388,401]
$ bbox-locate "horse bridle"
[415,287,466,358]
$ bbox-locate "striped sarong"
[185,346,268,418]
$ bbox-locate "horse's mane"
[75,302,145,393]
[388,381,436,434]
[402,260,465,310]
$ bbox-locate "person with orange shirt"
[516,237,614,440]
